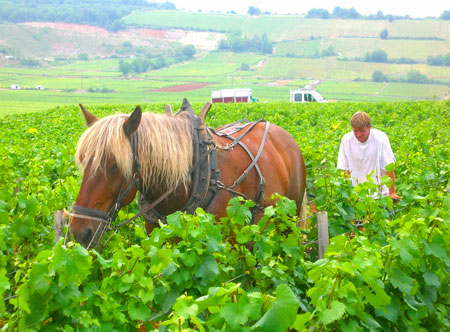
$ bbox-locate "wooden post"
[317,211,329,259]
[54,210,65,243]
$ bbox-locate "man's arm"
[386,170,400,201]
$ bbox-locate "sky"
[167,0,448,18]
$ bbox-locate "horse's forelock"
[75,114,133,180]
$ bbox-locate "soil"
[22,22,221,52]
[152,83,213,92]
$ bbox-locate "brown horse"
[69,99,307,248]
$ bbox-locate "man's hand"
[389,192,400,202]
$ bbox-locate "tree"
[380,29,388,39]
[181,45,196,59]
[247,6,261,16]
[372,70,387,82]
[440,10,450,20]
[240,63,250,71]
[306,8,330,19]
[365,50,388,63]
[407,70,429,83]
[77,53,89,60]
[332,6,361,19]
[118,60,132,76]
[376,10,384,19]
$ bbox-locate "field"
[123,11,450,40]
[1,52,449,115]
[0,101,448,330]
[0,11,449,114]
[275,38,450,60]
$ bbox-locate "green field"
[276,38,449,60]
[124,11,450,40]
[1,50,449,116]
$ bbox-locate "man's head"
[351,112,371,143]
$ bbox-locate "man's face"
[352,126,371,143]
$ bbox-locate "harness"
[69,116,271,248]
[138,113,221,225]
[212,120,269,209]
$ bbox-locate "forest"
[0,0,176,30]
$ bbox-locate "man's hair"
[351,112,371,128]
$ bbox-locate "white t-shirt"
[337,128,395,196]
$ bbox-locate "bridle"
[68,133,142,249]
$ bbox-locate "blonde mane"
[75,112,193,192]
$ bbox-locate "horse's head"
[69,104,142,248]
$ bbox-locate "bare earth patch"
[22,22,221,51]
[269,80,294,86]
[152,83,213,92]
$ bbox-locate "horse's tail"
[298,190,308,228]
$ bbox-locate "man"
[337,111,400,200]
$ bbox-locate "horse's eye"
[109,163,119,173]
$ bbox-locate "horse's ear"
[198,102,212,125]
[179,98,195,116]
[79,103,98,127]
[123,106,142,137]
[165,104,173,116]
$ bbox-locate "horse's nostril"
[82,228,94,246]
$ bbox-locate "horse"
[69,99,307,249]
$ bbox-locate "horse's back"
[211,121,306,218]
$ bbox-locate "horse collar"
[138,117,220,224]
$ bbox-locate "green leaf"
[251,284,299,332]
[0,269,10,291]
[194,255,219,285]
[128,300,151,321]
[319,300,346,325]
[220,294,260,330]
[292,312,311,331]
[17,284,31,314]
[424,270,441,288]
[226,197,254,225]
[236,225,251,244]
[173,295,198,319]
[392,238,418,264]
[150,249,172,274]
[390,268,415,294]
[29,263,50,295]
[340,319,360,332]
[179,251,198,267]
[53,243,92,285]
[375,299,401,323]
[425,237,448,262]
